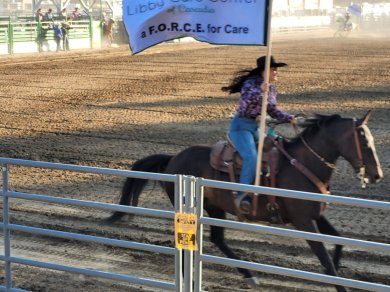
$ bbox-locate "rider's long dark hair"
[221,67,262,94]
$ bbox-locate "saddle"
[210,137,282,221]
[209,136,280,186]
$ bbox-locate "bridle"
[296,119,367,188]
[353,119,367,188]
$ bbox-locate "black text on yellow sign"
[175,212,198,251]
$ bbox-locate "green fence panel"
[12,22,38,42]
[0,17,11,54]
[68,20,91,40]
[0,24,9,43]
[0,18,93,55]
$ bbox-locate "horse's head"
[336,111,383,187]
[297,111,383,188]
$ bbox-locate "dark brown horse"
[107,112,383,292]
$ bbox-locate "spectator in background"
[44,8,54,22]
[70,7,81,20]
[61,23,71,51]
[36,24,50,52]
[35,8,44,22]
[58,8,67,21]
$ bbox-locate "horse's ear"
[360,110,372,125]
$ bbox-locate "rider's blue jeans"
[228,115,259,186]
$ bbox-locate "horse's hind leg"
[316,216,343,270]
[294,219,346,292]
[210,225,256,281]
[207,209,256,283]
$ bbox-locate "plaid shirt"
[236,76,293,123]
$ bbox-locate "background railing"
[0,17,97,54]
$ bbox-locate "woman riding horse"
[106,112,383,292]
[223,55,296,217]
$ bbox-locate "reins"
[299,135,337,169]
[291,123,336,169]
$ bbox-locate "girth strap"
[268,147,279,204]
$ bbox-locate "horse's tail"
[105,154,173,223]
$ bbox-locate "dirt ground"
[0,30,389,291]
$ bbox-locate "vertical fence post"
[8,17,13,55]
[36,21,42,53]
[174,174,183,292]
[193,177,204,292]
[99,0,104,49]
[2,163,12,289]
[89,16,93,49]
[183,176,195,292]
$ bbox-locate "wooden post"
[252,0,274,217]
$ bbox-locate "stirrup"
[234,193,251,215]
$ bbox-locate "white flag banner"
[123,0,270,54]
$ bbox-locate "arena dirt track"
[0,31,389,291]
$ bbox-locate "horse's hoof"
[243,276,259,288]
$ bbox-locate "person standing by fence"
[36,25,50,52]
[53,23,63,52]
[61,23,71,51]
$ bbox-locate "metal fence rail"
[1,157,389,291]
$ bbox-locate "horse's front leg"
[316,215,343,270]
[294,219,347,292]
[207,209,257,286]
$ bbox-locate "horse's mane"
[286,114,342,144]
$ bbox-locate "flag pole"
[252,0,273,216]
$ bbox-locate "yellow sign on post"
[175,212,198,251]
